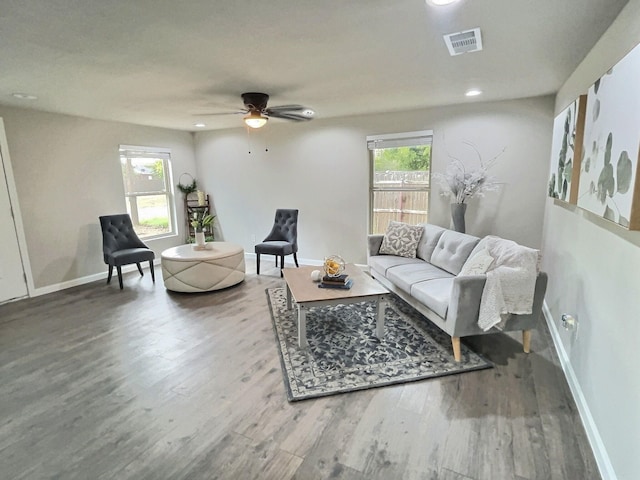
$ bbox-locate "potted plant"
[191,211,215,246]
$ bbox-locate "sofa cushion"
[410,278,455,319]
[459,248,494,276]
[379,221,423,258]
[415,224,446,261]
[386,263,454,294]
[368,255,424,276]
[430,231,480,275]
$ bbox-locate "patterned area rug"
[267,287,492,401]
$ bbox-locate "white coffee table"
[161,242,245,292]
[282,264,389,348]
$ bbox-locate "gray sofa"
[367,224,548,361]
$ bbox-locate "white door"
[0,143,28,303]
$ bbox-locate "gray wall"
[544,1,640,479]
[194,96,553,266]
[0,106,196,291]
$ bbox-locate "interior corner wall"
[0,106,196,291]
[543,1,640,479]
[193,95,553,266]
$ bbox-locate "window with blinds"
[367,130,433,234]
[119,145,175,239]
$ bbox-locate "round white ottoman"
[161,242,245,292]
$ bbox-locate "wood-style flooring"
[0,259,600,480]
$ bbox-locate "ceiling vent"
[443,28,483,56]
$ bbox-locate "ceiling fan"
[202,92,315,129]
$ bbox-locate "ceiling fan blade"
[265,104,307,112]
[266,110,314,122]
[194,110,248,116]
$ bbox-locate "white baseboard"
[244,252,369,270]
[542,302,617,480]
[32,259,161,297]
[244,252,324,267]
[30,253,364,297]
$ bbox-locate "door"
[0,141,28,303]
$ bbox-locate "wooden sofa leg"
[522,330,531,354]
[451,336,461,362]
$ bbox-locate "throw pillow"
[379,221,424,258]
[459,248,495,276]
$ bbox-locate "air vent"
[443,28,483,56]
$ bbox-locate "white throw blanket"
[476,236,539,331]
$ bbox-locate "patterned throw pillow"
[459,248,495,276]
[379,221,424,258]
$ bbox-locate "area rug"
[266,287,492,401]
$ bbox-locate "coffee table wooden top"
[282,264,388,304]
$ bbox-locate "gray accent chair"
[368,224,548,361]
[255,209,299,277]
[99,214,155,290]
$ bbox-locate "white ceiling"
[0,0,629,131]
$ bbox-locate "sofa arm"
[367,234,384,256]
[447,274,486,336]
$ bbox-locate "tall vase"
[195,230,206,247]
[451,203,467,233]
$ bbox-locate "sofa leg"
[451,336,461,362]
[522,330,531,353]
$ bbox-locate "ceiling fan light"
[427,0,459,5]
[244,112,268,129]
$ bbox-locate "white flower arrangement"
[433,141,504,204]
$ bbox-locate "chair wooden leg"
[293,252,299,268]
[275,255,279,267]
[451,336,461,362]
[136,262,144,276]
[522,330,531,353]
[116,266,124,290]
[107,265,113,284]
[280,255,284,277]
[149,261,155,282]
[256,254,261,275]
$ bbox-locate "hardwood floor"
[0,259,600,480]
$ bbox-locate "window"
[119,145,175,239]
[367,130,432,234]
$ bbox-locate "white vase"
[195,231,206,247]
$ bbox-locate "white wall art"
[548,95,586,203]
[578,42,640,229]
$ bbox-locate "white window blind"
[366,130,433,150]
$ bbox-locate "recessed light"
[465,89,482,97]
[12,92,38,100]
[193,123,206,128]
[427,0,459,6]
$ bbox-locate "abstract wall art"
[548,95,586,204]
[577,42,640,230]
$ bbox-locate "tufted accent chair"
[255,209,299,277]
[99,214,155,289]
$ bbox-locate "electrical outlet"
[561,313,577,330]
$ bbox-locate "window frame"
[367,130,433,234]
[118,144,177,240]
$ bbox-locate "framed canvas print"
[547,95,586,204]
[577,42,640,229]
